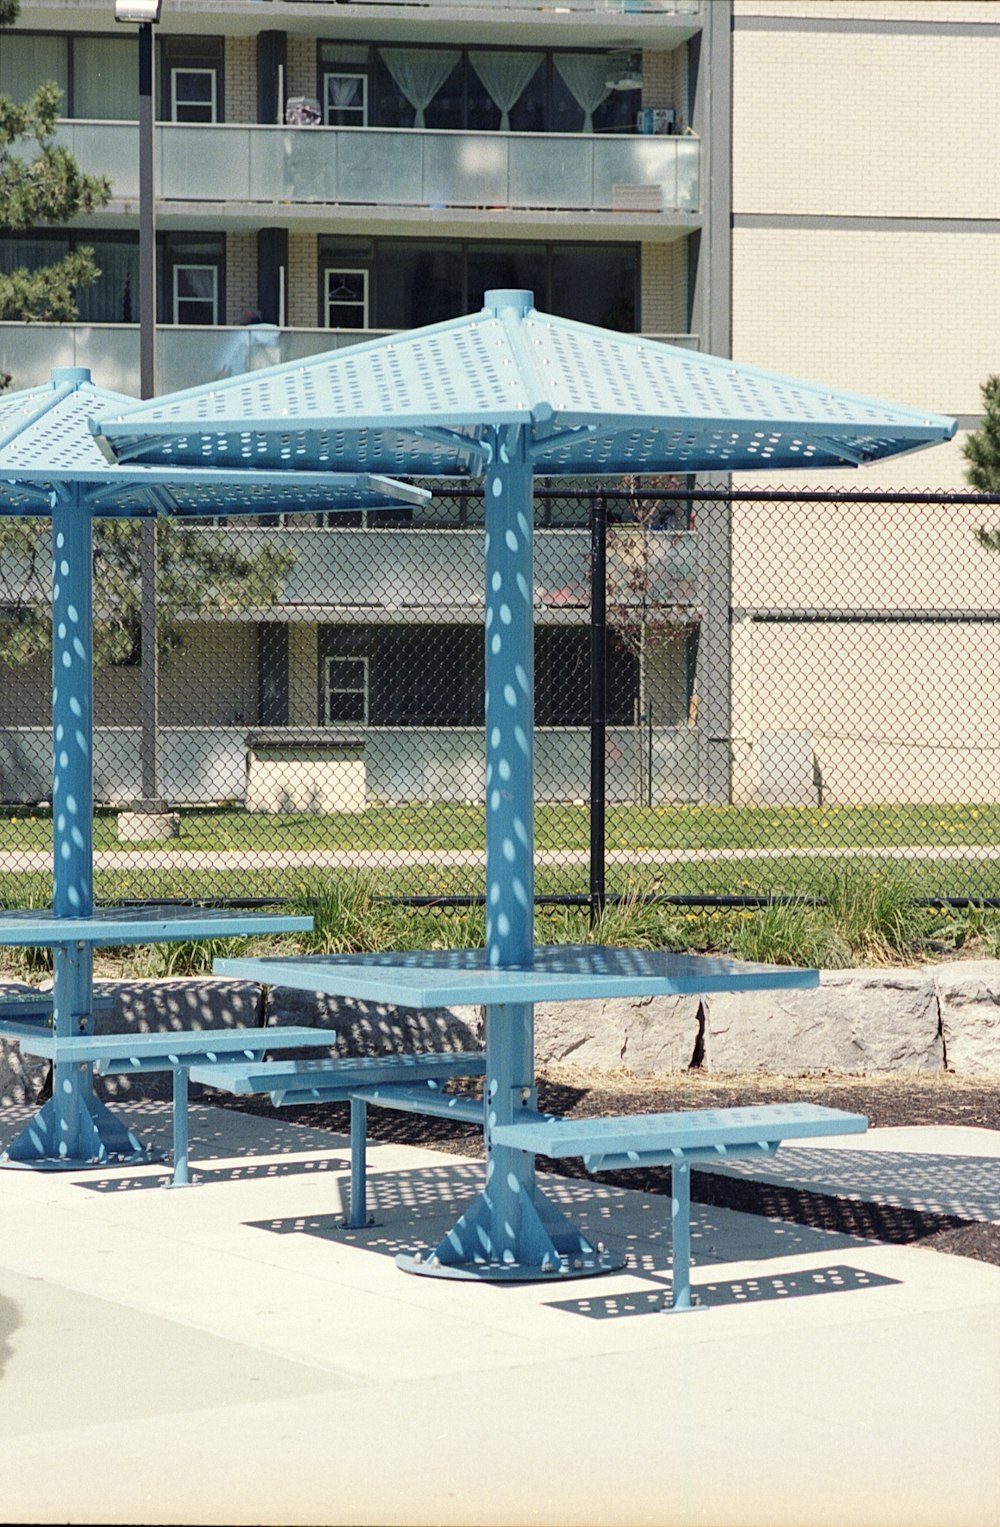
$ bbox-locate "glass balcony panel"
[0,325,698,398]
[53,122,698,216]
[421,134,508,208]
[509,135,594,211]
[675,137,700,213]
[593,139,681,212]
[335,130,424,205]
[161,126,253,201]
[55,122,139,199]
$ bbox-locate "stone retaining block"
[705,969,943,1074]
[0,981,49,1107]
[264,985,482,1058]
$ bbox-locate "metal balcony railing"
[53,120,700,216]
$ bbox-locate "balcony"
[206,526,700,623]
[54,121,700,222]
[0,324,699,398]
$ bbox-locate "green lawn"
[3,801,1000,854]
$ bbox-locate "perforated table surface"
[0,906,313,947]
[213,944,820,1009]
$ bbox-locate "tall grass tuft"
[817,864,923,963]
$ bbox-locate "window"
[318,236,638,334]
[171,66,218,124]
[323,72,368,127]
[173,264,218,325]
[325,269,369,329]
[324,656,369,725]
[161,36,224,122]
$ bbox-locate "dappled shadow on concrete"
[546,1263,901,1318]
[79,1152,350,1193]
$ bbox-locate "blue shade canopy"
[0,370,430,516]
[94,291,957,477]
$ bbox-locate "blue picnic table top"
[0,906,313,948]
[213,944,820,1009]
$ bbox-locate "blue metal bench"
[188,1051,487,1222]
[16,1027,341,1185]
[491,1102,869,1310]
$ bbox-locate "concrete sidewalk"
[0,1104,997,1527]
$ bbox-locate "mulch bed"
[208,1066,1000,1269]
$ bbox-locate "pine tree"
[964,376,1000,499]
[0,0,111,363]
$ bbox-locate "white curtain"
[469,52,543,132]
[0,35,68,102]
[73,37,137,121]
[76,242,138,323]
[381,49,460,129]
[553,54,613,133]
[328,77,362,113]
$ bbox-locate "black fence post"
[590,489,607,925]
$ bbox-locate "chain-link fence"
[2,485,999,911]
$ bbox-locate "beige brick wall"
[732,226,996,420]
[225,233,258,326]
[737,2,1000,22]
[224,35,256,125]
[731,620,1000,805]
[641,47,688,127]
[286,36,316,105]
[286,233,317,328]
[640,241,687,334]
[734,29,1000,219]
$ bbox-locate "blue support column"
[398,307,622,1277]
[3,458,146,1168]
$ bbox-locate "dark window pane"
[549,245,636,331]
[467,243,547,312]
[374,243,463,329]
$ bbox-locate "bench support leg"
[666,1161,694,1312]
[347,1096,369,1228]
[167,1068,192,1187]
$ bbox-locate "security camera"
[113,0,162,23]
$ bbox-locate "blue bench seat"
[491,1102,868,1309]
[189,1050,487,1223]
[17,1026,340,1185]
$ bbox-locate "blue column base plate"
[395,1183,627,1283]
[0,1094,159,1170]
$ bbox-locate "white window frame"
[173,263,219,325]
[170,65,218,124]
[324,267,369,330]
[323,71,368,127]
[323,655,369,725]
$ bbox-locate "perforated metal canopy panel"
[0,370,430,516]
[94,292,957,477]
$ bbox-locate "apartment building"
[0,0,994,808]
[0,0,715,806]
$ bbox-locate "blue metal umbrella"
[93,294,957,1275]
[0,368,429,1168]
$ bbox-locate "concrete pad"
[701,1124,1000,1223]
[0,1103,997,1527]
